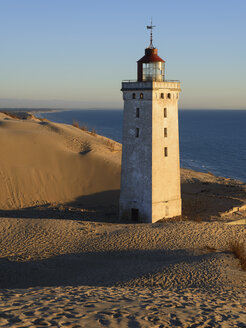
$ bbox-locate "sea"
[36,109,246,183]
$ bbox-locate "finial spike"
[146,18,155,49]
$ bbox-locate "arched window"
[132,93,136,99]
[167,93,171,99]
[140,93,144,99]
[160,93,164,99]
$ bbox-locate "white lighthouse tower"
[119,24,182,223]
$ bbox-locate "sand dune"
[0,114,121,210]
[0,112,246,327]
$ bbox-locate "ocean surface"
[37,109,246,182]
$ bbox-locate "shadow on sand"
[0,249,218,289]
[0,190,120,223]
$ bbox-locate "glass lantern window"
[142,62,165,82]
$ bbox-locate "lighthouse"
[119,23,182,223]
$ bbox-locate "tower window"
[136,108,139,118]
[136,128,139,137]
[132,93,136,99]
[167,93,171,99]
[164,147,168,157]
[131,208,139,221]
[140,93,144,99]
[160,93,164,99]
[164,128,167,137]
[164,108,167,118]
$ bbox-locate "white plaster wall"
[120,82,181,223]
[119,88,153,222]
[152,88,181,222]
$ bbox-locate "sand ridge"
[0,113,121,210]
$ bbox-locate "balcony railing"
[122,79,180,83]
[121,80,181,91]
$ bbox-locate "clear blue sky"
[0,0,245,109]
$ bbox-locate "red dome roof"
[137,48,165,63]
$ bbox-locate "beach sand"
[0,112,245,327]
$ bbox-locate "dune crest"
[0,113,121,210]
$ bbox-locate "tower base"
[152,198,182,223]
[119,198,182,223]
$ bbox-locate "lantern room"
[137,47,165,82]
[137,20,165,82]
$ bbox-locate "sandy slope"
[0,114,121,210]
[0,112,246,327]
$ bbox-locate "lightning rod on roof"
[146,18,155,49]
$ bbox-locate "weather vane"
[147,18,155,49]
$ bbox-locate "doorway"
[131,208,139,221]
